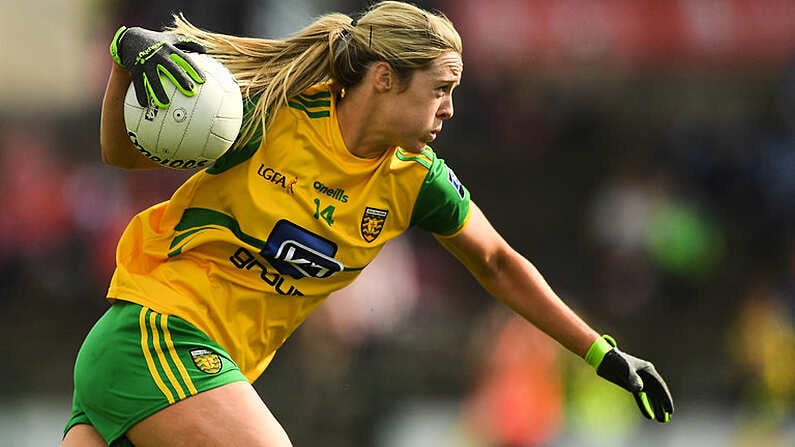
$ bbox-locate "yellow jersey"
[108,84,471,382]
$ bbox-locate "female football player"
[63,2,673,446]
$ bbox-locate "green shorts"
[65,301,248,446]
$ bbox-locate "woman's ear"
[370,61,394,92]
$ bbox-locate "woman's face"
[385,51,462,153]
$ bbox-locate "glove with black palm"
[110,25,206,108]
[585,335,674,423]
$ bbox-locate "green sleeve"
[410,156,471,235]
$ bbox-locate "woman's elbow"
[470,246,515,284]
[100,143,117,166]
[100,141,159,170]
[100,142,131,168]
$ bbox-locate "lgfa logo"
[258,165,297,194]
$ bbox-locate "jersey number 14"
[313,198,335,226]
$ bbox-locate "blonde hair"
[168,1,462,149]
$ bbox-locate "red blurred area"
[445,0,795,73]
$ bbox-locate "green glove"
[585,335,674,423]
[110,25,206,108]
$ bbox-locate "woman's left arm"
[436,200,674,423]
[435,201,599,357]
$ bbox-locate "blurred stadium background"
[1,0,794,445]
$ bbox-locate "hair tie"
[334,26,354,60]
[335,16,369,58]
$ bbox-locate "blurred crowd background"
[1,0,794,446]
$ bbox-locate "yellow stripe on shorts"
[160,315,198,395]
[139,307,175,404]
[149,312,187,400]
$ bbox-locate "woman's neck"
[336,88,393,159]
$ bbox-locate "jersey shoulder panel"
[287,86,333,120]
[401,147,471,235]
[207,85,335,175]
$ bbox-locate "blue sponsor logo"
[261,220,343,279]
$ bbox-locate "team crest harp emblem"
[361,207,388,243]
[189,348,222,374]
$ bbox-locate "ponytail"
[168,1,461,149]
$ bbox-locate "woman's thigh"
[126,381,292,447]
[62,424,108,447]
[66,302,271,445]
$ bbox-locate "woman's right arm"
[100,64,162,169]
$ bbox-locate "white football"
[124,53,243,170]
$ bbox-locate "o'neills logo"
[128,131,211,169]
[361,207,388,243]
[313,181,348,203]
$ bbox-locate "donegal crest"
[190,348,222,374]
[361,207,388,243]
